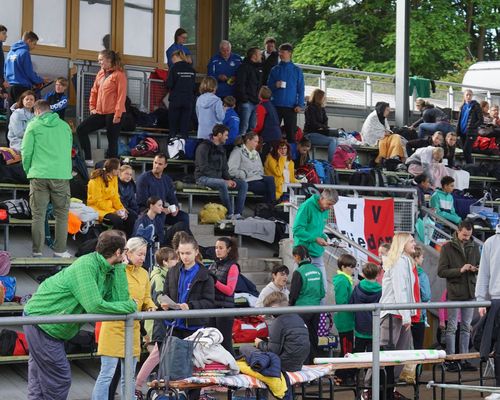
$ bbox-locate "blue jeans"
[418,122,454,138]
[247,176,276,204]
[311,255,328,302]
[197,176,248,215]
[92,356,138,400]
[306,133,338,162]
[445,306,474,355]
[238,102,257,135]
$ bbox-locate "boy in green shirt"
[333,254,356,384]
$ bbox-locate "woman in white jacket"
[405,146,448,189]
[361,101,405,164]
[228,132,276,204]
[379,233,420,399]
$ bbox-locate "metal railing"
[297,63,500,111]
[5,300,487,400]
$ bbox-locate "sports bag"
[473,136,499,154]
[0,198,31,219]
[167,137,186,160]
[0,276,16,301]
[0,329,28,356]
[332,144,357,169]
[296,164,320,184]
[69,201,99,234]
[310,159,336,184]
[232,316,269,343]
[0,147,21,165]
[131,137,159,157]
[199,203,227,224]
[0,251,11,276]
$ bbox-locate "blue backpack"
[310,159,336,184]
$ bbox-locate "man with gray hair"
[207,40,242,98]
[21,99,73,257]
[293,188,339,292]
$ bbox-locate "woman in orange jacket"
[77,50,127,166]
[87,158,136,236]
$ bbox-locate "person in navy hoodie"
[267,43,305,143]
[165,28,192,68]
[5,31,46,102]
[253,86,282,161]
[207,40,242,98]
[44,77,69,120]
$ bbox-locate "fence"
[5,300,487,400]
[297,63,500,111]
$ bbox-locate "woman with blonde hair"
[196,76,225,139]
[92,237,156,400]
[379,233,420,400]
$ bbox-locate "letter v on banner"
[334,196,395,263]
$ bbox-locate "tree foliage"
[229,0,500,80]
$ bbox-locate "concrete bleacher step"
[240,271,271,286]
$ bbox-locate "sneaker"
[232,213,244,220]
[32,252,43,258]
[444,361,460,372]
[485,393,500,400]
[360,389,372,400]
[54,251,72,258]
[85,160,94,167]
[461,360,478,371]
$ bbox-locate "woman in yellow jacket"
[92,237,155,400]
[87,158,136,236]
[264,139,298,200]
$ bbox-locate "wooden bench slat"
[444,352,480,361]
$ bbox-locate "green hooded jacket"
[293,194,329,257]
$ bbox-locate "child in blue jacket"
[223,96,240,144]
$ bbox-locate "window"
[79,0,111,52]
[123,0,154,58]
[0,0,23,46]
[34,0,67,47]
[164,0,197,62]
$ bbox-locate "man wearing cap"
[267,43,305,143]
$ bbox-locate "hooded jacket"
[429,188,461,224]
[228,144,265,182]
[194,139,231,180]
[89,68,127,119]
[4,40,43,87]
[87,175,125,221]
[456,100,483,137]
[207,52,242,98]
[8,104,34,151]
[438,232,480,301]
[267,61,305,109]
[118,179,139,214]
[349,279,382,338]
[333,271,355,333]
[21,111,72,180]
[292,194,328,257]
[235,57,263,105]
[196,92,225,139]
[476,225,500,302]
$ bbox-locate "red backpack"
[0,329,28,356]
[296,164,320,184]
[473,136,499,154]
[130,137,159,157]
[332,144,357,169]
[232,316,269,343]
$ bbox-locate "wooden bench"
[177,188,262,213]
[11,257,76,268]
[120,156,193,173]
[0,303,24,315]
[0,182,30,199]
[1,219,56,251]
[0,352,95,365]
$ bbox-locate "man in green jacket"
[24,230,137,400]
[21,99,73,257]
[293,188,339,293]
[437,220,480,372]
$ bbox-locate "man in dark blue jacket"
[207,40,242,98]
[136,153,191,233]
[267,43,305,143]
[5,31,45,102]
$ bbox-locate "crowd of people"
[1,24,500,400]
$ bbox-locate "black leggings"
[208,316,235,356]
[77,113,120,160]
[103,212,136,237]
[276,106,297,143]
[300,313,320,365]
[411,321,425,350]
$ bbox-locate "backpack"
[64,330,96,354]
[199,203,227,224]
[0,251,11,276]
[332,144,357,169]
[348,168,385,187]
[167,137,186,160]
[473,136,499,155]
[0,329,28,356]
[296,164,320,184]
[0,198,31,219]
[310,159,336,184]
[131,137,159,157]
[0,276,16,301]
[69,201,99,234]
[232,316,269,343]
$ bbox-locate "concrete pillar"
[395,0,410,127]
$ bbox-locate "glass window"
[165,0,197,62]
[79,0,111,52]
[34,0,66,47]
[124,0,154,58]
[0,0,22,46]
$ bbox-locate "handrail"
[7,301,486,400]
[286,182,418,195]
[421,206,484,246]
[287,201,382,264]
